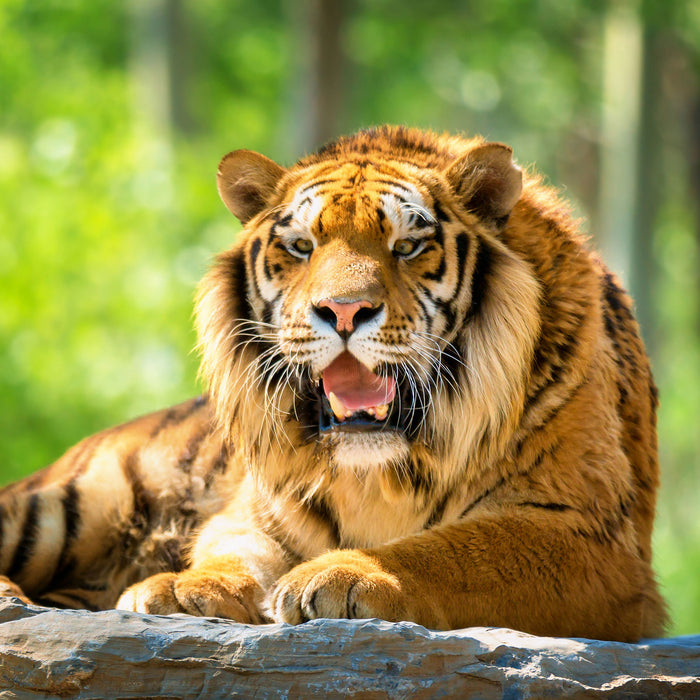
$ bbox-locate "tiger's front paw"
[269,550,407,624]
[116,567,266,623]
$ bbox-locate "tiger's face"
[257,164,461,468]
[197,128,540,473]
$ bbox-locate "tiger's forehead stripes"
[284,185,326,231]
[282,167,437,248]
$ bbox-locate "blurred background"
[1,0,698,634]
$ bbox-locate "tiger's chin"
[327,431,411,470]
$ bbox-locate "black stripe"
[45,481,81,590]
[261,301,274,327]
[62,482,80,542]
[249,237,262,275]
[272,240,288,255]
[419,220,446,281]
[603,272,633,319]
[436,341,465,399]
[375,187,404,199]
[460,478,504,519]
[413,294,433,335]
[304,495,341,546]
[203,443,231,489]
[162,539,186,573]
[453,232,471,298]
[253,509,303,565]
[426,493,450,528]
[466,240,491,320]
[7,494,40,580]
[231,247,253,322]
[149,407,179,438]
[421,251,446,282]
[263,240,276,280]
[120,451,155,562]
[298,180,336,196]
[403,458,433,494]
[35,592,99,611]
[523,315,587,416]
[517,502,573,512]
[126,454,152,523]
[461,437,566,520]
[149,397,206,440]
[436,298,456,331]
[175,427,209,474]
[276,213,293,228]
[376,207,386,235]
[372,179,412,193]
[433,201,450,223]
[70,432,108,479]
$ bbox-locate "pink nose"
[315,298,375,335]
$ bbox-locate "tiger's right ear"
[217,149,287,223]
[445,143,522,223]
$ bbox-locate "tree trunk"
[289,0,347,153]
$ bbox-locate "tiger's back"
[498,180,660,566]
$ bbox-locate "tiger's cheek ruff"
[195,239,298,460]
[435,243,543,470]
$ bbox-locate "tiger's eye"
[292,238,314,254]
[393,238,418,256]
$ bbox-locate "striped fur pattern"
[0,127,666,641]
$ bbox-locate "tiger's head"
[197,127,541,480]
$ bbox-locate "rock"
[0,598,697,698]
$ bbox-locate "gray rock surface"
[0,597,697,699]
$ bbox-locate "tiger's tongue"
[322,352,395,411]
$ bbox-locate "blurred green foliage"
[1,0,699,635]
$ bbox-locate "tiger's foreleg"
[116,488,292,622]
[269,508,664,642]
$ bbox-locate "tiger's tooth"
[328,392,346,421]
[374,404,389,420]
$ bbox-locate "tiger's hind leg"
[0,471,186,612]
[0,398,231,611]
[0,573,108,611]
[0,574,33,604]
[0,476,121,610]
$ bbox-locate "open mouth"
[318,351,401,433]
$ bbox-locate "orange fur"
[0,127,666,641]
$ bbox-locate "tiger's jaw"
[318,351,398,430]
[314,351,412,469]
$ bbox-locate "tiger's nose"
[313,298,383,337]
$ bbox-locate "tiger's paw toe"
[269,550,407,625]
[116,569,266,623]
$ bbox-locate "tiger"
[0,126,667,642]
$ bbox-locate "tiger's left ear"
[217,149,287,223]
[445,143,522,223]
